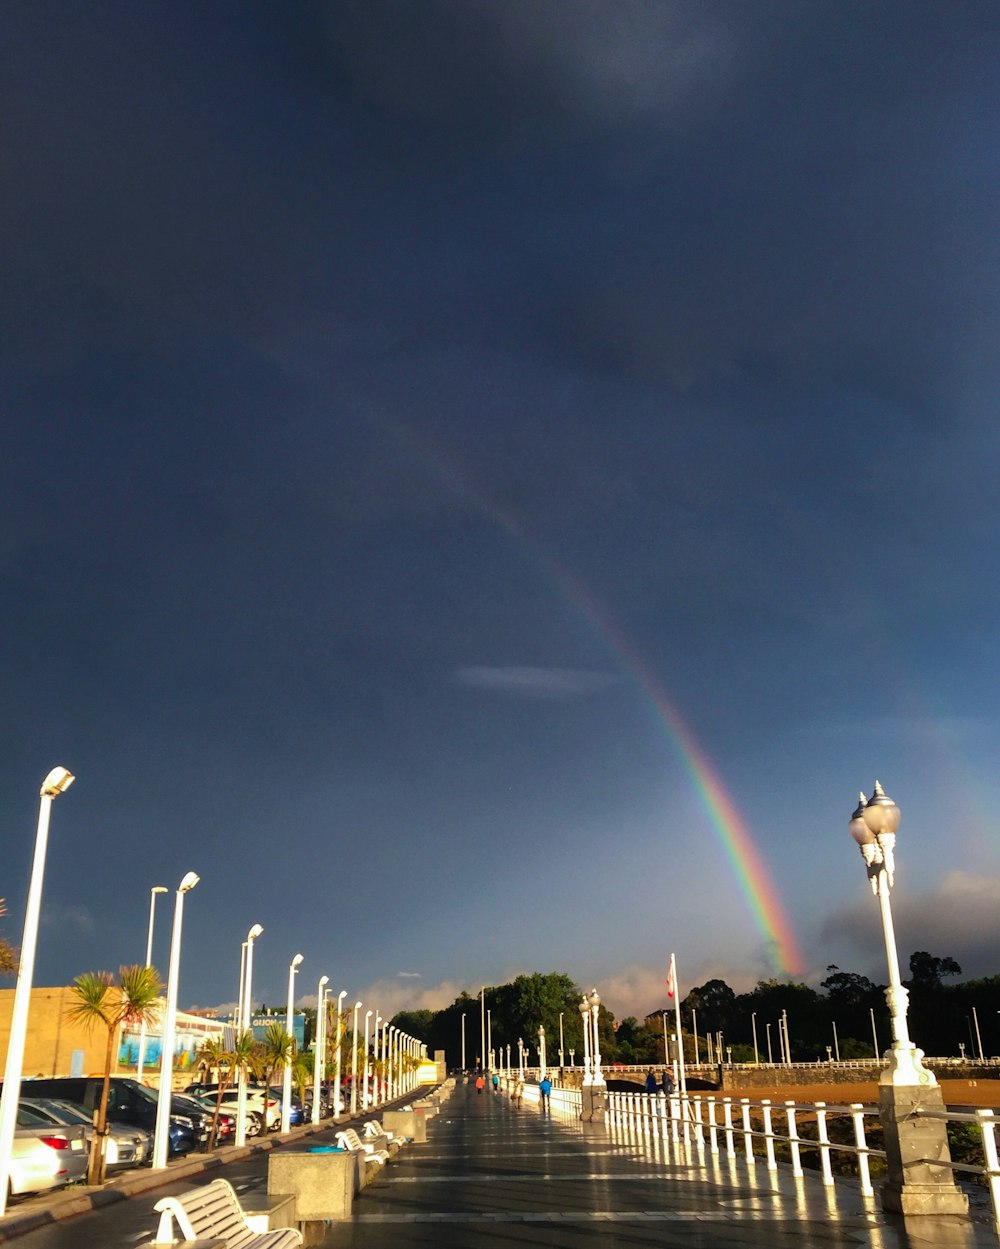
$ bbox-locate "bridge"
[2,1076,997,1248]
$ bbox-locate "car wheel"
[247,1112,263,1138]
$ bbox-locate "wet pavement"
[327,1081,1000,1249]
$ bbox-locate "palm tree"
[0,898,16,974]
[292,1051,312,1114]
[257,1022,293,1130]
[66,964,162,1184]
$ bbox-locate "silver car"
[11,1103,88,1196]
[22,1098,151,1172]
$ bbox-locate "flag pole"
[670,952,687,1098]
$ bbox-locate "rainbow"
[549,564,804,977]
[365,416,803,975]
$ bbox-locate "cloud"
[818,871,1000,981]
[351,977,469,1019]
[397,971,422,979]
[453,666,617,699]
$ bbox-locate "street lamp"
[235,923,263,1148]
[538,1025,546,1080]
[751,1012,759,1066]
[848,781,967,1215]
[461,1013,466,1071]
[313,975,329,1124]
[282,954,304,1131]
[152,871,200,1168]
[372,1010,382,1107]
[589,990,604,1085]
[363,1009,373,1109]
[350,1002,362,1114]
[0,766,75,1218]
[579,997,591,1085]
[334,991,347,1118]
[136,886,168,1082]
[559,1012,565,1070]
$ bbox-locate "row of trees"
[384,955,994,1072]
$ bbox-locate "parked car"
[10,1103,88,1195]
[184,1093,238,1141]
[15,1077,211,1153]
[191,1083,281,1131]
[20,1098,151,1171]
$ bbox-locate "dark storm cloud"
[305,1,999,411]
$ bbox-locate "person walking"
[492,1073,499,1093]
[644,1069,658,1093]
[475,1074,485,1094]
[513,1077,524,1107]
[539,1075,552,1110]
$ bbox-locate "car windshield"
[43,1100,92,1126]
[16,1105,49,1127]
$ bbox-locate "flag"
[666,954,677,1000]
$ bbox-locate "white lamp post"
[334,991,347,1118]
[751,1012,759,1066]
[538,1025,546,1081]
[313,975,329,1124]
[372,1011,382,1107]
[848,781,967,1215]
[235,923,263,1147]
[0,766,75,1218]
[152,871,200,1168]
[461,1013,466,1071]
[363,1009,373,1109]
[136,885,167,1082]
[282,954,303,1132]
[350,1002,362,1114]
[589,990,604,1086]
[559,1012,565,1070]
[579,997,592,1085]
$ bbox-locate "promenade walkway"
[328,1081,997,1249]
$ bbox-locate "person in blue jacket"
[539,1075,552,1110]
[644,1069,658,1093]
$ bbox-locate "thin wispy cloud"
[397,971,422,979]
[454,666,617,699]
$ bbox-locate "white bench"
[152,1178,303,1248]
[335,1127,389,1164]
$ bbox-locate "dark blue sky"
[3,2,999,1026]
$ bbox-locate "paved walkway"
[326,1081,998,1249]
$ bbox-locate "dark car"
[16,1077,210,1153]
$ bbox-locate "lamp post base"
[580,1085,606,1122]
[878,1082,968,1217]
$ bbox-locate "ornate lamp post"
[589,990,604,1086]
[334,990,347,1119]
[538,1025,546,1081]
[849,781,966,1216]
[579,997,591,1085]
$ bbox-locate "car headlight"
[173,1115,193,1128]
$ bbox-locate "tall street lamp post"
[152,871,200,1168]
[350,1002,362,1114]
[0,766,75,1219]
[313,975,329,1124]
[538,1025,546,1080]
[559,1012,565,1071]
[751,1012,759,1066]
[334,991,347,1119]
[136,885,167,1082]
[235,923,263,1147]
[461,1013,466,1071]
[282,954,303,1132]
[579,997,591,1085]
[849,781,967,1216]
[363,1010,373,1109]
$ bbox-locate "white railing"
[605,1088,1000,1235]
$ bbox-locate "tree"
[820,966,878,1006]
[66,964,162,1184]
[908,951,962,991]
[256,1022,293,1127]
[0,899,16,975]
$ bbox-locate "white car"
[10,1104,88,1196]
